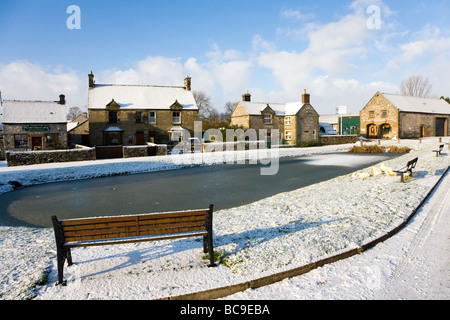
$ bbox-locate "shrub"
[348,145,410,154]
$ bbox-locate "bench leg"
[400,172,405,183]
[55,247,70,285]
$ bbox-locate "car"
[319,122,337,136]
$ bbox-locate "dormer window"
[263,114,272,124]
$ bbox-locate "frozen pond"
[0,153,397,228]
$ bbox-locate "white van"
[319,122,337,136]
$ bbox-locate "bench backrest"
[52,208,212,245]
[407,157,418,170]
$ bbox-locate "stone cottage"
[360,92,450,139]
[68,112,89,146]
[230,90,319,146]
[88,71,198,146]
[2,95,68,151]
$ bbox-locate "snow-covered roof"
[88,84,198,110]
[240,101,306,116]
[382,93,450,115]
[2,100,67,124]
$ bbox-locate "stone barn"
[360,92,450,139]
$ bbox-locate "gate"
[95,146,123,159]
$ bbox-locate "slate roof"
[88,84,198,110]
[381,93,450,115]
[240,101,309,116]
[2,100,67,124]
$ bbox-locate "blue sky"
[1,0,449,116]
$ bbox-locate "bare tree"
[400,75,432,98]
[67,106,83,120]
[193,90,216,119]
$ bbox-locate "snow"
[0,139,449,300]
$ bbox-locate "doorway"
[31,136,42,150]
[367,124,378,139]
[136,131,145,145]
[436,118,448,136]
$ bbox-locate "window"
[173,111,181,124]
[149,111,156,124]
[109,111,118,124]
[46,134,59,148]
[369,111,375,118]
[263,114,272,124]
[285,130,292,141]
[382,110,387,118]
[136,111,143,124]
[285,116,291,125]
[14,135,28,148]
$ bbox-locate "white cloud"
[280,8,315,22]
[0,61,85,109]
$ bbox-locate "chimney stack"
[184,76,191,91]
[59,94,66,105]
[89,71,94,88]
[302,89,310,104]
[242,90,251,102]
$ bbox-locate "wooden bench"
[394,158,418,183]
[51,205,216,285]
[432,144,444,157]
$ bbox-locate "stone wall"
[123,145,168,158]
[360,92,399,139]
[2,123,68,151]
[297,104,320,144]
[89,109,198,146]
[6,147,96,167]
[320,135,359,145]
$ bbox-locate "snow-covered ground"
[0,139,448,300]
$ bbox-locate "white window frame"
[173,111,181,124]
[149,111,156,124]
[285,130,292,141]
[285,116,291,125]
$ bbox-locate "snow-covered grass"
[0,139,448,300]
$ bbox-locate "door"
[136,131,145,145]
[436,118,447,136]
[32,136,42,150]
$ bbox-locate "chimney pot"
[242,90,251,102]
[89,71,95,88]
[302,90,310,104]
[184,76,191,91]
[59,94,65,105]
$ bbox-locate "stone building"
[68,112,89,146]
[230,90,319,146]
[2,95,68,151]
[88,72,198,146]
[360,92,450,139]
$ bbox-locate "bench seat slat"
[62,219,206,237]
[64,230,209,248]
[61,216,206,233]
[64,223,207,242]
[60,210,208,227]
